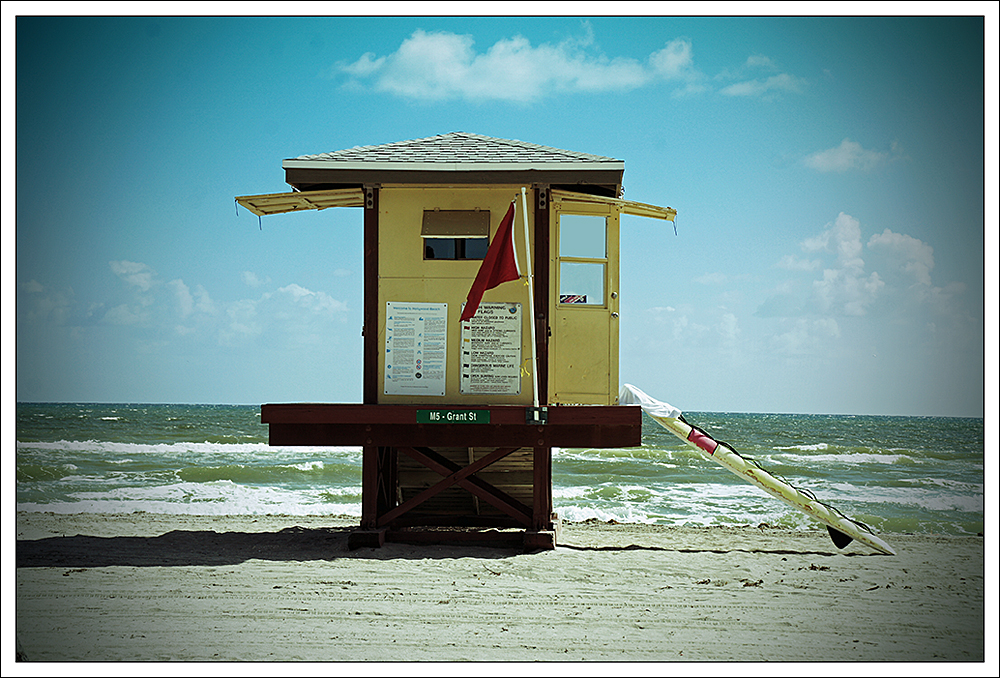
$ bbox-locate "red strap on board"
[687,427,719,455]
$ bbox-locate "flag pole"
[520,187,540,410]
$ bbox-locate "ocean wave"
[17,440,363,463]
[16,463,80,482]
[20,480,364,517]
[16,499,363,517]
[778,450,924,466]
[557,504,657,525]
[176,461,359,485]
[775,442,829,451]
[16,405,983,536]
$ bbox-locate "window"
[422,210,490,260]
[558,214,607,306]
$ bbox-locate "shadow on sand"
[17,525,857,569]
[14,526,515,568]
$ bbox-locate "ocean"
[15,403,985,537]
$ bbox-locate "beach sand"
[13,512,987,664]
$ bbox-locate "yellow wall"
[377,185,536,405]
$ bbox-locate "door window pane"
[559,215,606,258]
[559,262,605,305]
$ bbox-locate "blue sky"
[10,12,994,416]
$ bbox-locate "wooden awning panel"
[235,188,365,217]
[550,188,677,221]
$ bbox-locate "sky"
[9,10,996,416]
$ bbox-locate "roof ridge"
[290,132,621,164]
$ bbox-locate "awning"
[234,188,365,217]
[234,187,675,221]
[549,188,676,221]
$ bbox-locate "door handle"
[611,312,619,318]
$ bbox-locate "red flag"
[460,202,520,321]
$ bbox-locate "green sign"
[416,409,490,424]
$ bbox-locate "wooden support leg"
[525,445,557,550]
[356,445,393,548]
[348,527,387,550]
[360,444,378,530]
[532,445,553,532]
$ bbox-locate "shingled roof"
[282,132,626,197]
[285,132,623,167]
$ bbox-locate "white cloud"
[643,306,676,328]
[806,213,883,316]
[813,266,884,316]
[192,285,216,315]
[340,30,820,103]
[867,228,935,286]
[803,212,865,267]
[339,29,701,103]
[744,54,776,69]
[104,303,144,326]
[761,213,886,319]
[776,254,821,271]
[719,72,807,97]
[694,272,727,285]
[772,318,841,356]
[109,260,155,292]
[670,313,709,342]
[241,271,271,288]
[716,312,741,343]
[814,317,841,339]
[222,298,261,342]
[22,279,45,294]
[168,279,217,328]
[168,279,194,317]
[18,280,73,325]
[866,227,967,315]
[342,51,385,77]
[104,260,159,326]
[763,213,969,328]
[648,38,696,79]
[220,283,350,347]
[276,283,349,313]
[804,138,890,173]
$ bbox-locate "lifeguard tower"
[236,132,676,549]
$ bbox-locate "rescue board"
[619,384,895,555]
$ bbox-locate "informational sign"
[384,302,447,397]
[460,302,522,396]
[416,409,491,424]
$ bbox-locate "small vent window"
[422,210,490,260]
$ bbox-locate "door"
[548,200,620,404]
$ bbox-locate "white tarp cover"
[619,384,682,419]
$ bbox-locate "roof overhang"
[282,159,624,173]
[282,161,625,197]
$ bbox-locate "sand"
[12,511,989,665]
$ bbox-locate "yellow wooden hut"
[236,132,676,549]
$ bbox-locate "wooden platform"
[261,404,640,448]
[261,404,641,550]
